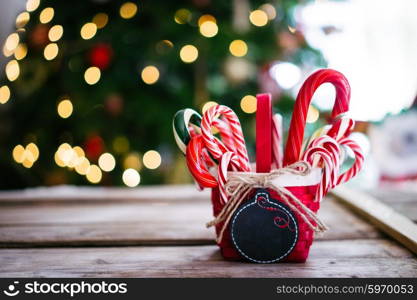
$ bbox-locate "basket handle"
[256,93,272,173]
[283,69,351,166]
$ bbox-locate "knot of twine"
[206,161,328,243]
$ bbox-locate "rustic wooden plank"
[0,196,381,247]
[0,240,415,278]
[332,186,417,255]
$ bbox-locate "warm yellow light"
[306,105,320,123]
[240,95,257,114]
[16,12,30,28]
[54,151,66,167]
[55,143,71,167]
[155,40,174,54]
[80,23,97,40]
[57,99,73,118]
[48,25,63,42]
[14,43,27,60]
[12,145,25,163]
[5,60,20,81]
[249,10,268,27]
[75,157,90,175]
[122,168,140,187]
[4,33,19,52]
[92,13,108,29]
[84,67,101,85]
[199,21,218,38]
[39,7,54,24]
[86,165,102,183]
[22,158,34,168]
[123,152,141,169]
[260,4,277,20]
[141,65,159,85]
[174,8,191,24]
[2,46,13,57]
[229,40,248,57]
[120,2,138,19]
[98,152,116,172]
[26,0,40,12]
[0,86,11,104]
[180,45,198,63]
[201,101,218,114]
[113,136,129,153]
[73,146,85,158]
[43,43,59,60]
[143,150,161,169]
[26,143,39,162]
[198,14,216,27]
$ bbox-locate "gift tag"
[230,189,298,263]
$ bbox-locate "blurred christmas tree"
[0,0,325,189]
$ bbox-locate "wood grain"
[0,240,415,278]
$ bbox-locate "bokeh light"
[174,8,191,24]
[260,4,277,20]
[39,7,54,24]
[269,62,301,89]
[80,23,97,40]
[306,105,319,123]
[5,60,20,81]
[143,150,161,169]
[13,145,25,163]
[199,21,218,38]
[48,25,63,42]
[0,85,11,104]
[75,157,90,175]
[198,14,216,26]
[43,43,59,60]
[123,152,141,169]
[249,10,268,27]
[141,65,160,84]
[14,43,27,60]
[4,33,19,53]
[92,13,108,29]
[16,12,30,28]
[84,67,101,85]
[120,2,138,19]
[201,101,218,114]
[86,165,102,183]
[98,153,116,172]
[229,40,248,57]
[122,168,140,187]
[240,95,257,113]
[113,136,129,154]
[57,99,73,118]
[180,45,198,63]
[26,0,40,12]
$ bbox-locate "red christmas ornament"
[84,135,104,161]
[88,43,113,70]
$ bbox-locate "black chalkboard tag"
[230,188,298,263]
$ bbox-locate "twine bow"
[206,161,328,243]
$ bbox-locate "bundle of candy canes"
[173,69,364,263]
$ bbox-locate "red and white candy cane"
[272,113,283,169]
[201,105,250,172]
[212,118,237,154]
[284,69,351,166]
[336,138,364,185]
[217,151,241,205]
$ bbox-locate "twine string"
[206,161,328,243]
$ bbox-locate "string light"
[180,45,198,63]
[199,21,218,38]
[84,67,101,85]
[306,105,320,123]
[201,101,218,114]
[26,0,40,12]
[240,95,257,113]
[120,2,138,19]
[4,33,19,53]
[249,10,268,27]
[43,43,59,60]
[0,86,11,104]
[92,13,108,29]
[259,4,277,20]
[98,153,116,172]
[123,152,141,169]
[86,165,102,183]
[75,157,90,175]
[16,12,30,28]
[48,25,63,42]
[39,7,54,24]
[80,23,97,40]
[12,145,25,163]
[141,65,159,84]
[5,60,20,81]
[13,143,39,167]
[229,40,248,57]
[57,99,73,118]
[122,168,140,187]
[143,150,161,169]
[198,14,216,26]
[73,146,85,158]
[26,143,39,161]
[174,9,191,24]
[14,43,27,60]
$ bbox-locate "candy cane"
[272,114,283,169]
[173,109,202,154]
[336,138,364,185]
[284,69,351,166]
[212,118,237,154]
[201,105,250,171]
[217,151,241,204]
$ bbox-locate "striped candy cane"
[284,69,351,166]
[201,105,250,171]
[217,151,241,204]
[212,118,237,154]
[272,113,283,169]
[336,138,364,185]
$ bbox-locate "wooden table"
[0,185,416,277]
